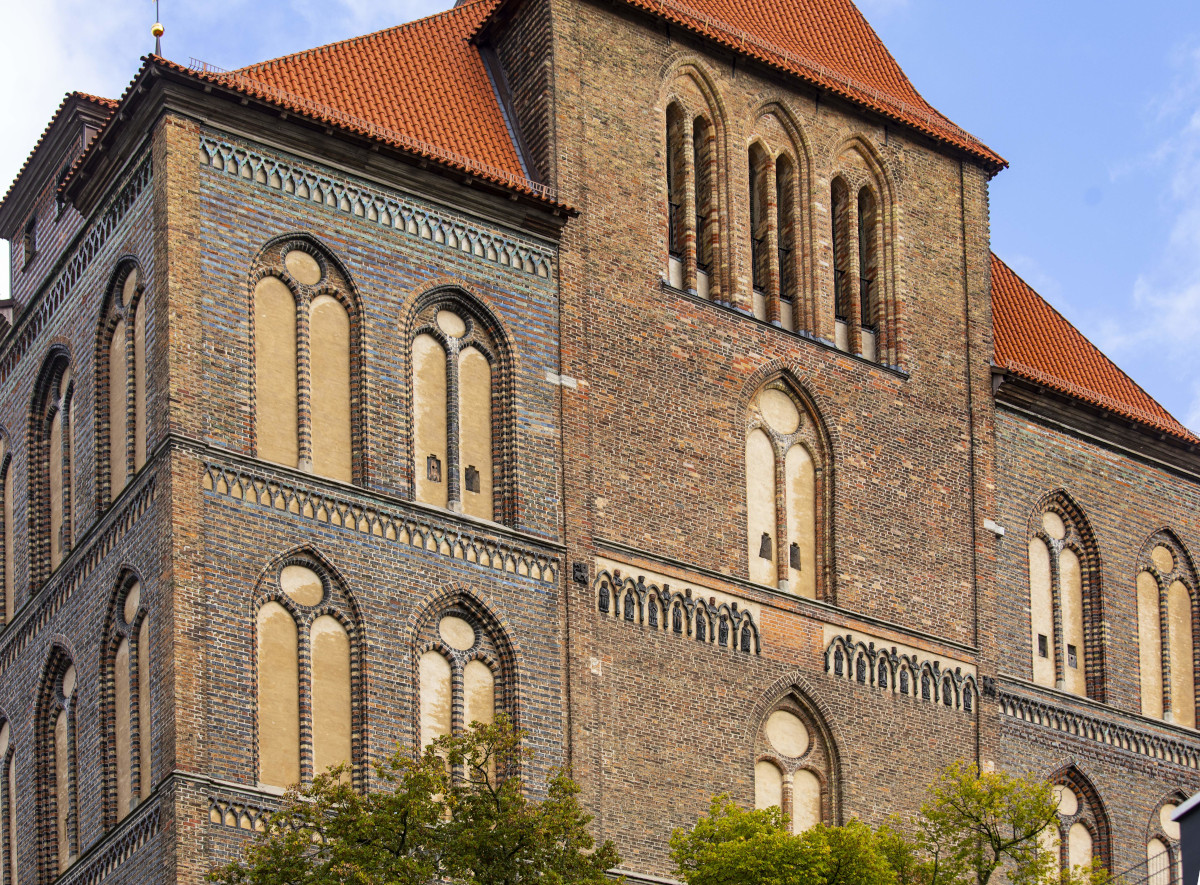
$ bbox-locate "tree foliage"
[671,763,1109,885]
[208,718,619,885]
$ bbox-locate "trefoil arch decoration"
[594,569,760,655]
[249,233,363,486]
[1026,491,1106,703]
[407,287,517,526]
[96,258,149,510]
[1135,530,1198,729]
[252,548,364,792]
[744,375,832,600]
[823,634,977,714]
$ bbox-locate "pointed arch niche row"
[251,236,361,485]
[745,376,831,600]
[97,259,148,509]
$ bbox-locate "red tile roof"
[224,0,546,198]
[2,92,118,208]
[991,253,1195,443]
[480,0,1004,170]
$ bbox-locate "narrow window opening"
[1067,644,1078,669]
[427,454,442,483]
[1038,634,1048,658]
[465,465,480,493]
[789,542,802,571]
[776,155,797,331]
[758,532,773,560]
[22,217,36,270]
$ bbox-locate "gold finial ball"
[152,22,165,38]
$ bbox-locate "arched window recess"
[0,431,13,627]
[254,552,362,791]
[744,377,831,600]
[1136,532,1197,729]
[828,140,896,366]
[251,236,361,485]
[102,572,152,829]
[752,688,839,834]
[1044,765,1111,875]
[1145,793,1186,884]
[0,716,16,885]
[29,348,75,587]
[97,260,148,508]
[37,648,80,877]
[1026,494,1106,702]
[409,290,515,525]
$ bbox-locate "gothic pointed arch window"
[829,141,896,365]
[745,379,830,599]
[97,261,148,507]
[753,693,837,833]
[30,349,75,586]
[661,70,725,303]
[1136,533,1197,729]
[1044,767,1111,875]
[38,652,80,875]
[410,292,513,524]
[416,594,515,750]
[255,555,360,789]
[0,719,15,885]
[0,432,12,626]
[103,574,151,827]
[1026,495,1106,701]
[251,238,359,484]
[1145,794,1185,884]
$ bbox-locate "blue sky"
[3,0,1200,429]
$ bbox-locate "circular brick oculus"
[439,615,476,651]
[764,710,809,757]
[759,389,800,435]
[123,581,141,625]
[1162,803,1180,840]
[1152,545,1175,574]
[437,310,467,338]
[280,565,324,607]
[1041,512,1066,540]
[284,250,322,286]
[1055,785,1078,816]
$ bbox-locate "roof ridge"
[239,0,494,75]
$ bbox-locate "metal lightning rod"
[152,0,164,56]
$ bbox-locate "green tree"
[669,797,895,885]
[208,717,618,885]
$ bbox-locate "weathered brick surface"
[0,0,1194,881]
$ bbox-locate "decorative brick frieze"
[998,681,1200,770]
[208,795,275,833]
[201,457,559,583]
[593,566,761,655]
[823,632,979,713]
[0,157,152,384]
[198,136,554,278]
[54,793,161,885]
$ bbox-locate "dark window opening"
[426,454,442,483]
[758,532,773,560]
[22,216,37,269]
[1037,634,1048,658]
[1067,644,1078,669]
[464,465,480,493]
[789,542,802,571]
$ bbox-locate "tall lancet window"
[1027,498,1106,701]
[1137,535,1196,729]
[753,694,837,834]
[39,655,79,874]
[745,381,829,599]
[30,350,74,586]
[411,294,512,523]
[256,558,358,789]
[252,239,358,484]
[99,262,148,507]
[106,576,152,826]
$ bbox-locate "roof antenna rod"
[152,0,164,56]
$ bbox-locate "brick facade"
[0,0,1195,882]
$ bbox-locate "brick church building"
[0,0,1195,881]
